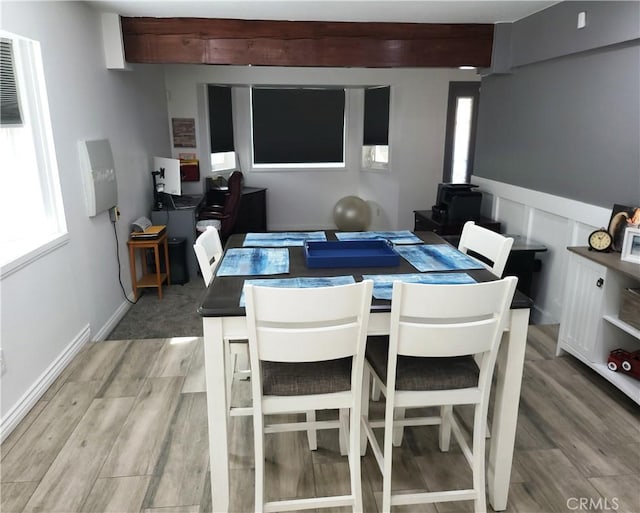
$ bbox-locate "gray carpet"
[107,278,207,340]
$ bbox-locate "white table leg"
[203,317,231,513]
[488,308,529,511]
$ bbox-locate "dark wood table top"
[198,231,533,317]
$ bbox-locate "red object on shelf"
[180,159,200,182]
[607,349,640,380]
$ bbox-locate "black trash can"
[148,237,189,285]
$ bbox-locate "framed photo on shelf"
[621,226,640,264]
[608,204,640,251]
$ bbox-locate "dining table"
[198,230,532,512]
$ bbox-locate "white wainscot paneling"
[494,197,527,235]
[574,221,599,247]
[480,192,494,219]
[473,176,612,324]
[529,209,571,323]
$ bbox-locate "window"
[208,85,236,172]
[251,87,345,168]
[1,40,22,125]
[210,151,236,173]
[362,86,390,169]
[0,32,66,275]
[443,82,480,183]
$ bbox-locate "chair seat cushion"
[366,336,479,391]
[262,357,352,396]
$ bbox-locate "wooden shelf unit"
[127,229,170,300]
[557,247,640,404]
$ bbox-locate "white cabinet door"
[558,253,607,361]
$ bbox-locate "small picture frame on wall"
[608,204,640,251]
[171,118,197,148]
[621,226,640,264]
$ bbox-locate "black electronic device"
[151,168,164,210]
[431,183,482,223]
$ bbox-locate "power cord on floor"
[112,220,139,305]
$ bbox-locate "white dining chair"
[370,224,514,405]
[194,226,250,387]
[458,221,514,277]
[457,221,515,437]
[193,225,224,286]
[245,280,373,513]
[361,277,517,513]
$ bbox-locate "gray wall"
[1,1,170,426]
[475,1,640,207]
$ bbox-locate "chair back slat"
[256,323,360,362]
[397,320,498,357]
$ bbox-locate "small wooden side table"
[127,230,170,300]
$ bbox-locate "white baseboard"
[92,294,133,342]
[531,304,556,325]
[0,324,91,442]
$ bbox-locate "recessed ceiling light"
[459,66,476,70]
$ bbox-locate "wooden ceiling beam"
[121,17,494,68]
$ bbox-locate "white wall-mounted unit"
[79,138,118,217]
[100,13,130,70]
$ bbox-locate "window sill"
[1,232,70,280]
[251,163,347,172]
[210,168,238,177]
[361,164,389,173]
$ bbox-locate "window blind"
[252,88,345,164]
[363,86,390,146]
[208,85,234,153]
[0,39,22,126]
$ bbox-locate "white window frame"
[0,31,67,278]
[210,151,237,173]
[362,144,389,171]
[450,96,474,183]
[442,81,480,184]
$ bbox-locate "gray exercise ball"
[333,196,371,231]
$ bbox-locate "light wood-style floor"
[2,325,639,513]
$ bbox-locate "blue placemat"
[394,244,485,272]
[335,230,422,245]
[240,275,355,306]
[216,248,289,276]
[243,231,327,247]
[362,273,476,300]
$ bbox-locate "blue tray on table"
[304,240,400,268]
